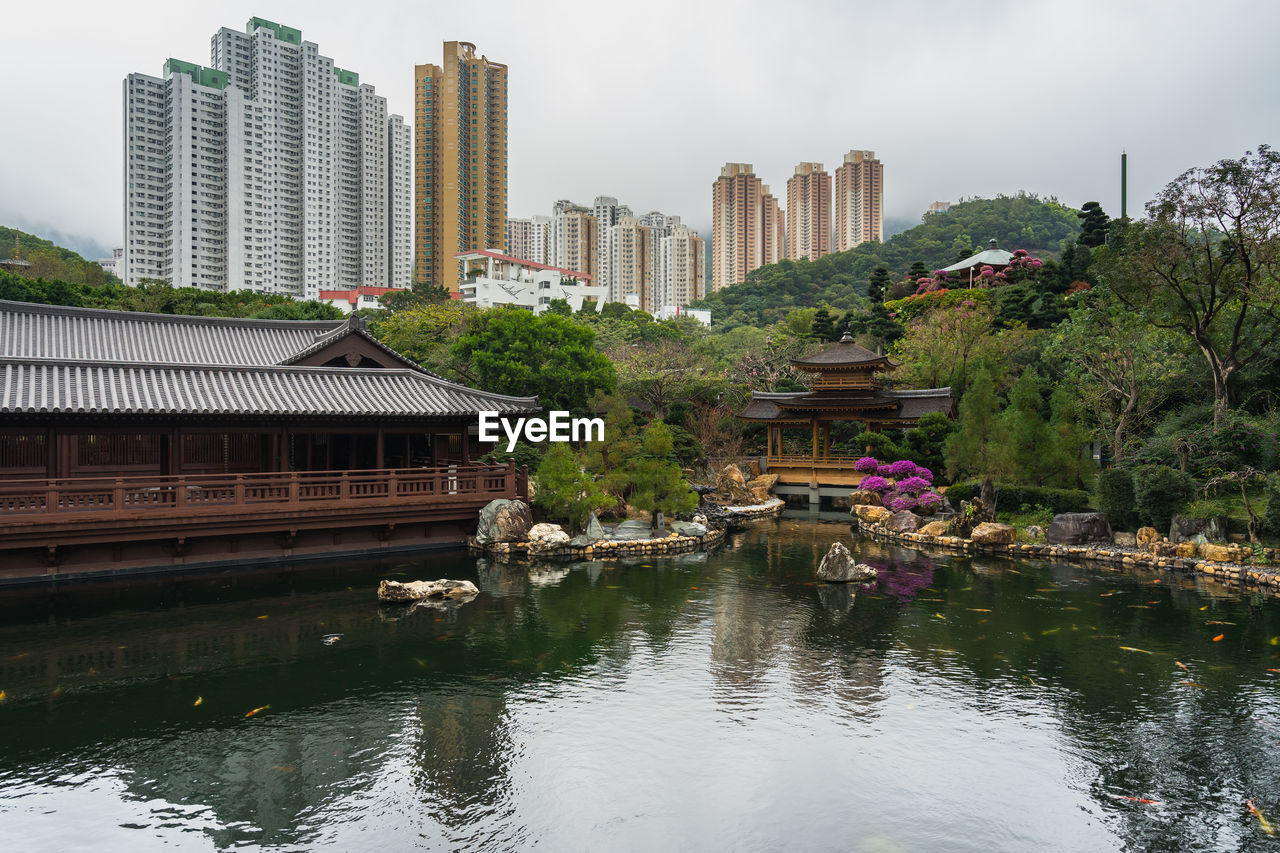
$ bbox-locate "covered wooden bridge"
[0,300,537,581]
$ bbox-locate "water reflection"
[2,521,1280,850]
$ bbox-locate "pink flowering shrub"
[912,466,934,483]
[885,460,917,478]
[896,476,931,495]
[854,457,880,473]
[916,492,943,510]
[859,475,890,493]
[887,495,918,512]
[876,464,895,477]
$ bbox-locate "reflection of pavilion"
[740,332,953,504]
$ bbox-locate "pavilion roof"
[939,239,1014,273]
[791,331,896,369]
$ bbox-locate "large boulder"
[1113,531,1137,547]
[1198,542,1246,563]
[849,489,882,507]
[611,519,670,540]
[584,513,606,542]
[918,520,948,537]
[970,522,1015,545]
[886,511,921,533]
[816,541,878,583]
[378,579,479,602]
[1046,512,1112,546]
[949,498,995,538]
[746,473,780,503]
[527,522,571,552]
[1170,515,1229,544]
[854,504,893,525]
[475,499,533,545]
[668,520,708,537]
[718,464,747,487]
[1136,526,1160,547]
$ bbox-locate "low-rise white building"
[456,250,604,314]
[655,305,711,326]
[318,286,407,313]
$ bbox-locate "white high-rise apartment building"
[658,225,704,310]
[123,17,411,296]
[506,215,551,265]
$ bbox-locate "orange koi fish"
[1175,661,1189,671]
[1112,794,1163,805]
[1247,799,1276,837]
[1212,634,1225,642]
[193,696,203,707]
[244,705,270,718]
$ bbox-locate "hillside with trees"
[1,225,119,287]
[690,193,1083,329]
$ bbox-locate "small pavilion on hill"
[940,238,1014,286]
[739,331,954,503]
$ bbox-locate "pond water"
[3,515,1280,851]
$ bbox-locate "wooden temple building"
[739,331,954,504]
[0,300,538,582]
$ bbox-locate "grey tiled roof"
[0,300,341,365]
[0,359,536,418]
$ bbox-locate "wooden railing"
[767,454,869,467]
[0,464,519,519]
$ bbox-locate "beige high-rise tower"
[711,163,785,291]
[414,42,508,291]
[786,162,832,261]
[834,150,883,250]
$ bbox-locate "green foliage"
[1077,202,1110,249]
[621,421,698,528]
[452,308,617,411]
[946,482,1091,515]
[1264,475,1280,538]
[0,226,119,285]
[532,445,613,532]
[944,369,1005,483]
[1096,468,1138,531]
[478,440,544,471]
[1131,464,1195,533]
[811,307,836,341]
[867,266,890,303]
[0,270,342,319]
[370,301,476,379]
[902,412,956,481]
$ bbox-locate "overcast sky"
[2,0,1278,258]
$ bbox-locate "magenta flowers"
[855,456,945,515]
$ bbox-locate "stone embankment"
[853,514,1280,593]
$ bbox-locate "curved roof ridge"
[0,298,344,330]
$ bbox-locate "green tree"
[370,301,475,379]
[998,370,1053,486]
[452,308,617,411]
[908,261,930,281]
[944,368,1006,505]
[1077,201,1110,248]
[1100,145,1280,426]
[533,444,613,533]
[811,306,836,341]
[623,421,697,530]
[867,266,891,302]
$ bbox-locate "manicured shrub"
[1132,464,1195,533]
[859,475,890,493]
[1096,468,1138,531]
[854,456,879,473]
[941,482,1089,515]
[896,476,931,495]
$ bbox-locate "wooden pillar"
[823,424,830,459]
[169,426,181,476]
[811,419,819,460]
[375,427,385,471]
[46,426,57,479]
[766,425,773,458]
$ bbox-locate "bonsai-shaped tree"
[533,444,613,534]
[624,421,698,531]
[1201,467,1267,544]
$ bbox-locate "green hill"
[691,193,1084,328]
[1,225,118,286]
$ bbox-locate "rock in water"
[475,499,533,545]
[849,489,882,507]
[585,513,606,542]
[527,523,571,552]
[816,541,878,583]
[378,579,479,602]
[668,520,708,537]
[1046,512,1112,545]
[970,522,1015,545]
[1136,526,1160,547]
[918,520,948,536]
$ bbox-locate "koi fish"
[193,696,203,707]
[1212,634,1225,642]
[1248,799,1276,837]
[966,608,992,612]
[1176,661,1189,671]
[1178,681,1209,690]
[321,634,343,646]
[1272,637,1279,646]
[1112,794,1163,805]
[1268,669,1280,674]
[256,615,269,620]
[1200,605,1208,611]
[0,690,6,703]
[1119,646,1153,654]
[934,613,945,619]
[1041,628,1061,636]
[1205,621,1236,626]
[244,705,270,718]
